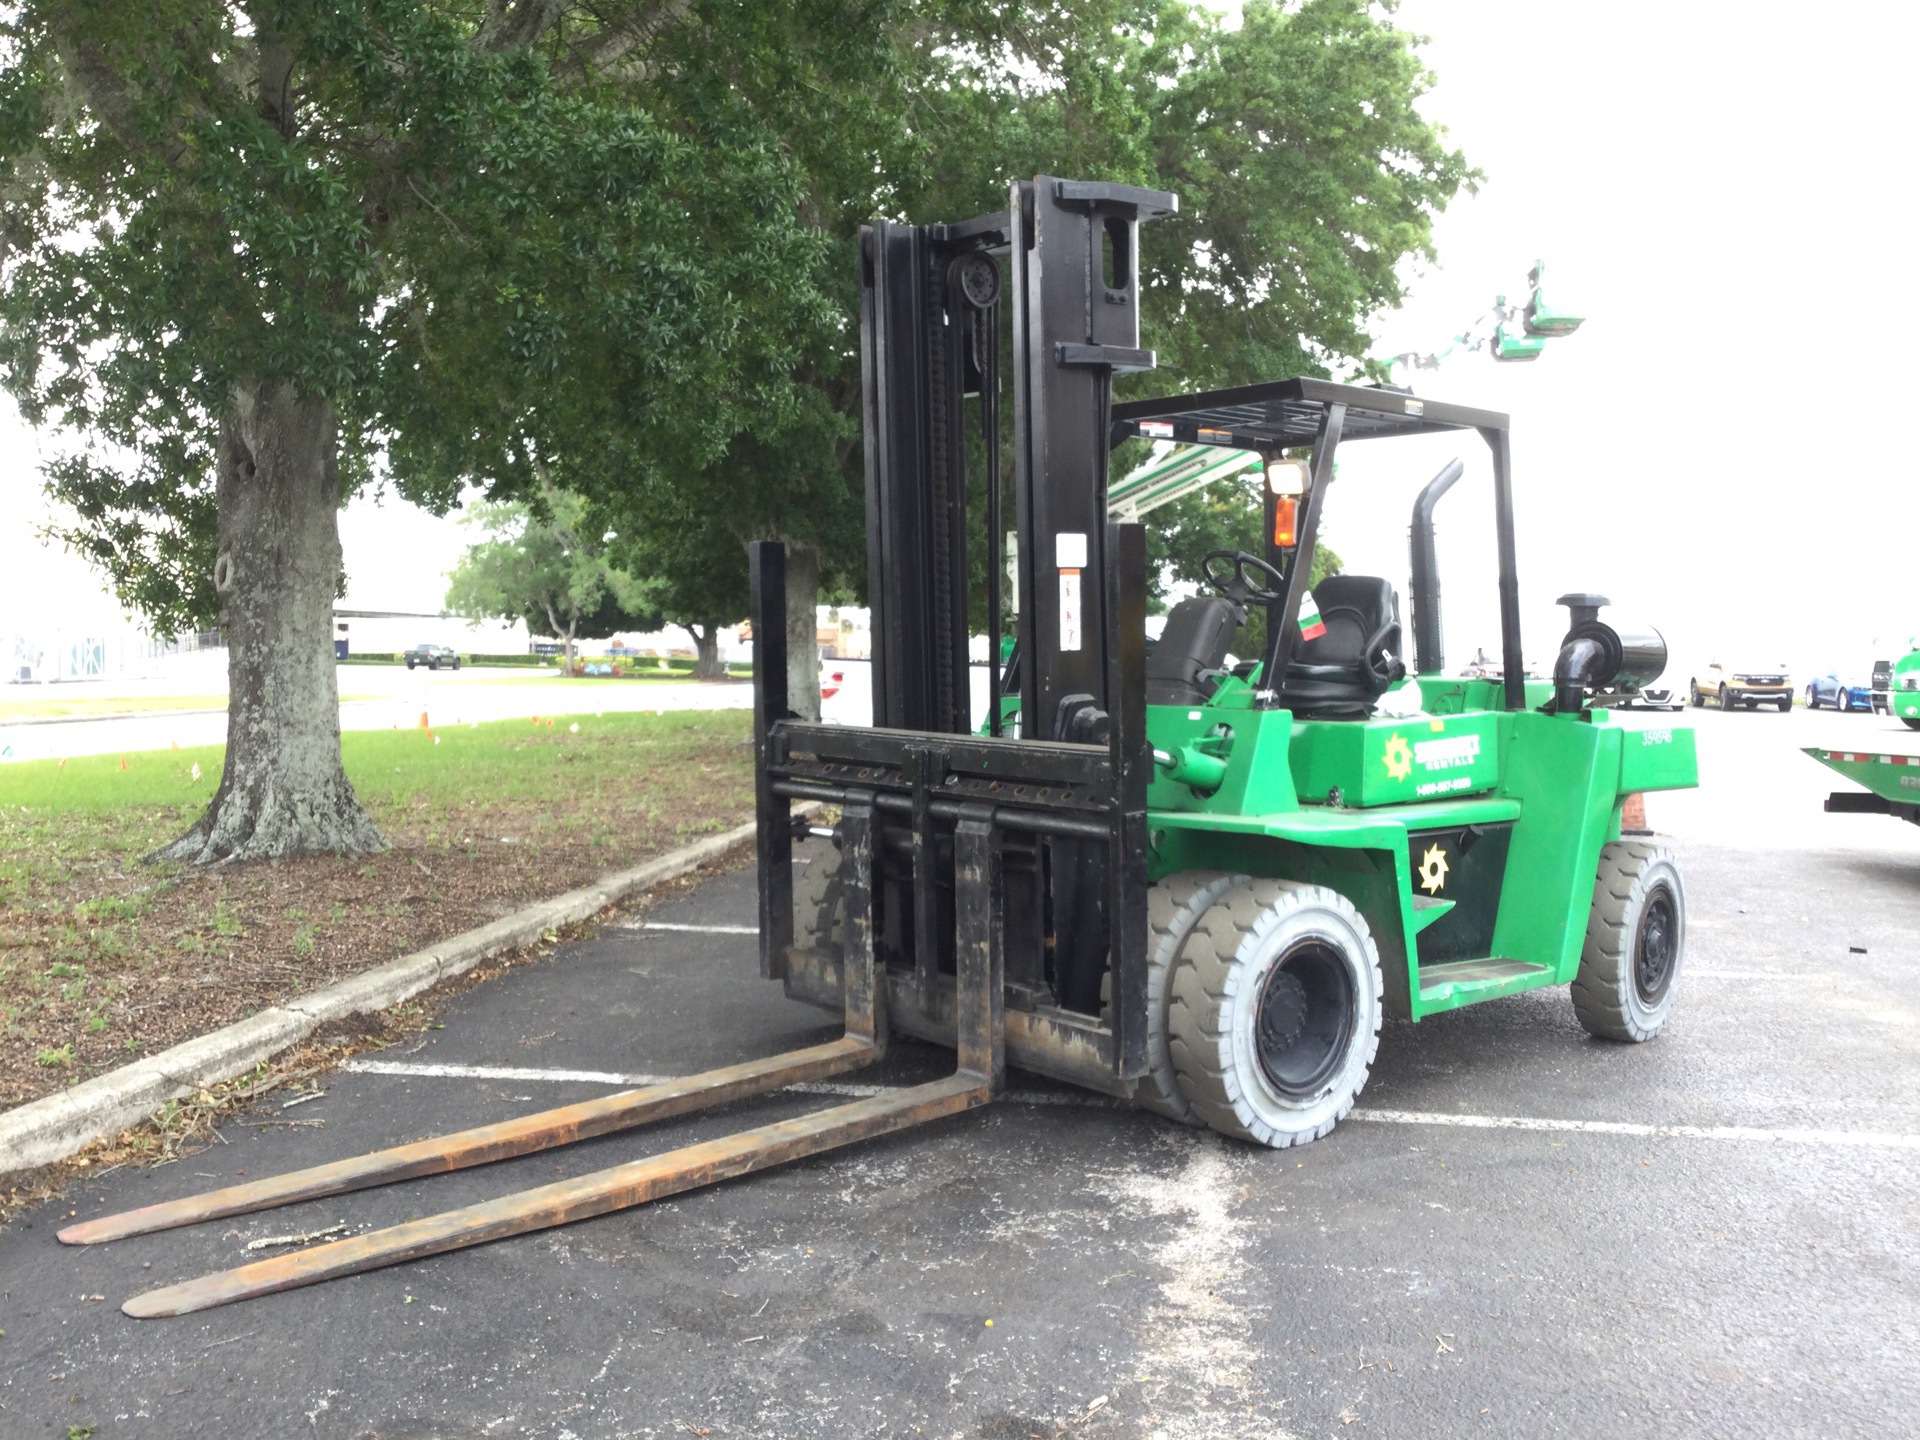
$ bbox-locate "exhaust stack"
[1407,458,1465,673]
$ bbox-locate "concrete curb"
[0,817,773,1175]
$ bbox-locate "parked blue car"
[1806,673,1872,711]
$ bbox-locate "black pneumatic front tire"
[1718,685,1733,711]
[1168,880,1383,1148]
[1572,841,1685,1043]
[1688,682,1702,707]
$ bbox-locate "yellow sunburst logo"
[1418,842,1450,894]
[1383,733,1413,782]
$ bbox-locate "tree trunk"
[154,385,386,864]
[688,623,725,681]
[784,540,821,723]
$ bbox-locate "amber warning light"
[1273,496,1298,548]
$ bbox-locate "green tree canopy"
[641,0,1474,691]
[445,488,645,674]
[0,0,1471,859]
[0,0,864,859]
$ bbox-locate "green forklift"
[61,177,1697,1314]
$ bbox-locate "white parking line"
[342,1059,674,1086]
[606,922,760,935]
[338,1060,1920,1150]
[338,1058,1119,1107]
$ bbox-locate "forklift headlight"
[1265,458,1308,497]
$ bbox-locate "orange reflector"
[1273,496,1298,548]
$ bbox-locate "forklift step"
[60,1037,876,1247]
[120,1071,990,1317]
[1417,958,1553,1003]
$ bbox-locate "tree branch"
[473,0,570,56]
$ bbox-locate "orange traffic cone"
[119,755,128,771]
[418,709,430,730]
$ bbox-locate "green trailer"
[1807,743,1920,825]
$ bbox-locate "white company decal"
[1414,734,1481,771]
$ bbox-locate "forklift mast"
[861,178,1175,741]
[754,176,1177,1083]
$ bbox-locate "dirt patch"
[0,854,743,1225]
[0,713,756,1114]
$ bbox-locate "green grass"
[0,708,755,1108]
[0,708,736,814]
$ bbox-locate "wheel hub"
[1254,941,1356,1098]
[1634,888,1677,1004]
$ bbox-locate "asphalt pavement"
[2,704,1916,1438]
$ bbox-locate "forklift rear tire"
[1168,880,1383,1148]
[1572,841,1684,1043]
[1129,872,1249,1126]
[1904,717,1920,731]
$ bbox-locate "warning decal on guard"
[1056,531,1088,653]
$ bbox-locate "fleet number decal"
[1640,729,1674,745]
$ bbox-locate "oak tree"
[0,1,836,860]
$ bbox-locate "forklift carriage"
[63,177,1698,1315]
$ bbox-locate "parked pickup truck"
[1688,660,1790,711]
[404,643,462,671]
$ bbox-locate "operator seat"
[1278,574,1407,719]
[1146,595,1243,706]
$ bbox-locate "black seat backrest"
[1146,595,1243,706]
[1279,574,1405,719]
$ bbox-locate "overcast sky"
[3,1,1912,675]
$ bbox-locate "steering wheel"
[1202,549,1286,608]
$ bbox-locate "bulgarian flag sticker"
[1298,591,1328,643]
